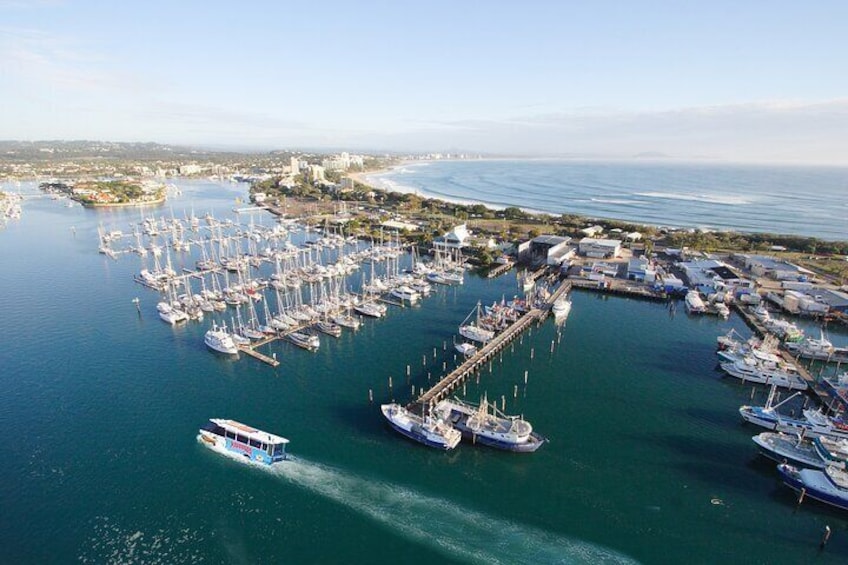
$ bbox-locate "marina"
[4,178,848,563]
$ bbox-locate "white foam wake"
[266,457,639,565]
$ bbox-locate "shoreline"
[348,161,847,244]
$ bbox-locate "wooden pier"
[569,277,667,301]
[486,261,514,279]
[409,279,571,412]
[239,344,280,367]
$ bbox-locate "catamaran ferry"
[198,419,289,465]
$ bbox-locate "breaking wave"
[634,192,752,205]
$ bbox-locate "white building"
[578,237,621,258]
[434,224,470,249]
[581,225,604,237]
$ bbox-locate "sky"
[1,1,847,163]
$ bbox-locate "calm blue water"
[368,160,848,240]
[2,180,848,563]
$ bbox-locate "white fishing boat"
[455,342,477,357]
[381,403,461,450]
[434,396,546,452]
[752,432,825,469]
[684,290,706,314]
[778,463,848,511]
[552,296,572,320]
[205,323,239,355]
[784,330,848,363]
[459,302,495,344]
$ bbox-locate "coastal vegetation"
[250,169,848,284]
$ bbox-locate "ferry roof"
[211,418,289,445]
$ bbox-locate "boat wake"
[267,457,638,564]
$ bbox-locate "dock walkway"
[410,279,571,411]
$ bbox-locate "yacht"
[157,302,188,324]
[390,285,420,303]
[198,419,289,465]
[288,331,320,351]
[204,323,239,355]
[354,301,386,318]
[455,342,477,357]
[684,290,706,314]
[719,357,807,390]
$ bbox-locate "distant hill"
[632,151,672,159]
[0,140,245,162]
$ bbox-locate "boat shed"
[522,235,572,266]
[796,288,848,314]
[737,254,812,281]
[578,237,622,259]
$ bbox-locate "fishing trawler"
[434,396,546,452]
[381,403,461,450]
[198,419,289,465]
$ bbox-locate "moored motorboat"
[552,296,572,320]
[752,432,825,469]
[204,323,239,355]
[381,403,461,450]
[316,320,342,338]
[777,463,848,511]
[288,331,320,351]
[455,342,477,357]
[813,436,848,469]
[720,358,807,391]
[197,418,289,465]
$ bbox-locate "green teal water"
[2,181,848,564]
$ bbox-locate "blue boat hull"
[777,465,848,512]
[456,425,546,452]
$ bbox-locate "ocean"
[365,160,848,241]
[2,179,848,564]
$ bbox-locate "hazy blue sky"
[2,1,846,162]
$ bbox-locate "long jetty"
[409,279,571,411]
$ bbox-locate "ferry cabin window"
[249,438,262,449]
[273,444,284,457]
[236,434,248,445]
[225,430,235,440]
